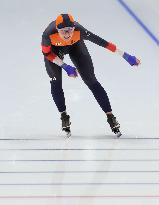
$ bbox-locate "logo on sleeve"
[85,30,90,36]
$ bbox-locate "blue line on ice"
[117,0,159,46]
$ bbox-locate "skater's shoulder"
[75,22,90,35]
[42,21,57,36]
[74,21,86,31]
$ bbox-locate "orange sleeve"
[105,42,117,52]
[41,45,57,61]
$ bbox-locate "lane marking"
[117,0,159,46]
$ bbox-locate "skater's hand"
[123,52,141,66]
[61,63,78,78]
[69,69,78,78]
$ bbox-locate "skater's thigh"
[69,41,97,85]
[44,58,62,81]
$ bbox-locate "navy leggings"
[44,41,112,113]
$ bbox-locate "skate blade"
[66,131,71,138]
[63,127,71,138]
[112,127,122,138]
[116,132,122,138]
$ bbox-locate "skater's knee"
[50,79,63,94]
[50,78,61,86]
[84,78,98,87]
[85,79,100,89]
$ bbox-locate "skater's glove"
[123,52,140,66]
[61,63,78,78]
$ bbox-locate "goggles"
[57,27,75,33]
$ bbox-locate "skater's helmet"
[56,14,75,29]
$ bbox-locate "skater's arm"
[77,22,117,52]
[78,23,140,65]
[41,34,77,77]
[41,33,65,66]
[41,35,77,77]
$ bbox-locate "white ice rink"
[0,0,159,204]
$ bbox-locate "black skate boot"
[61,112,71,137]
[107,114,121,137]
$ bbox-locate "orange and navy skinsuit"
[42,21,116,62]
[41,21,116,113]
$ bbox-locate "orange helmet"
[56,14,75,29]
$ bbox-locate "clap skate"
[61,112,71,137]
[107,114,122,138]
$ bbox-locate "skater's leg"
[87,81,112,113]
[69,41,120,135]
[69,41,112,113]
[44,58,71,133]
[44,58,66,112]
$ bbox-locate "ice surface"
[0,0,159,204]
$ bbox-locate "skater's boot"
[107,114,121,135]
[61,112,71,132]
